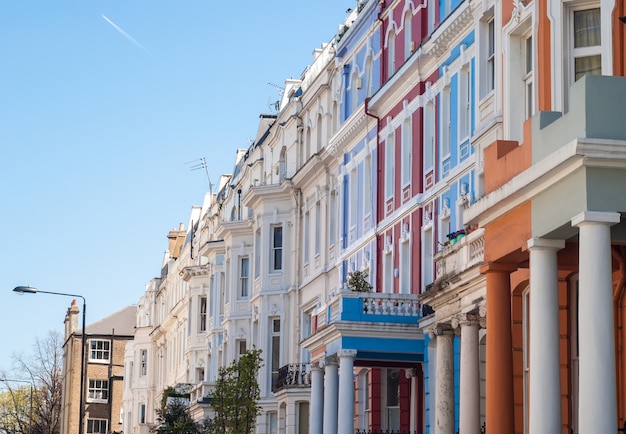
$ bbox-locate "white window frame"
[569,4,601,84]
[304,211,310,263]
[363,154,373,222]
[140,349,147,376]
[271,225,283,272]
[87,379,109,403]
[236,339,247,360]
[401,118,412,187]
[199,296,207,332]
[315,202,321,256]
[270,318,281,390]
[486,17,495,93]
[404,9,413,60]
[422,223,434,288]
[388,29,396,77]
[399,234,411,294]
[523,34,534,120]
[139,403,146,424]
[329,190,337,245]
[423,102,435,172]
[239,256,249,298]
[350,168,358,228]
[385,133,395,199]
[458,65,471,141]
[89,339,111,363]
[440,86,451,160]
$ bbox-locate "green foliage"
[154,387,200,434]
[210,348,263,434]
[347,270,373,292]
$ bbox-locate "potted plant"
[346,270,373,292]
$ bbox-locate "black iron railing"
[272,363,310,392]
[355,430,417,434]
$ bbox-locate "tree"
[210,348,263,434]
[0,331,63,434]
[347,270,373,292]
[154,387,199,434]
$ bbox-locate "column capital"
[309,361,324,372]
[527,237,565,251]
[572,211,620,227]
[429,323,455,338]
[451,313,481,329]
[320,356,337,368]
[337,349,357,359]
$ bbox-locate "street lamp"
[0,378,33,434]
[13,285,86,434]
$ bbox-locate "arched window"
[404,9,413,60]
[388,29,396,77]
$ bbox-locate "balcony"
[434,228,484,284]
[189,381,216,405]
[272,363,310,393]
[304,291,425,365]
[320,291,424,328]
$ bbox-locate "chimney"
[64,299,80,339]
[167,223,186,259]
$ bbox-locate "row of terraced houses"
[58,0,626,433]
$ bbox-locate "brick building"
[61,301,135,434]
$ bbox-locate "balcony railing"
[323,291,423,326]
[189,381,216,405]
[272,363,310,393]
[435,228,484,281]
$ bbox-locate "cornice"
[422,2,474,59]
[327,109,369,158]
[180,265,209,281]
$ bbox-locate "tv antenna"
[268,82,285,96]
[186,157,214,199]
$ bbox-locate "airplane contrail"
[101,14,152,56]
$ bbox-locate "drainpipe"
[237,189,242,220]
[364,96,381,292]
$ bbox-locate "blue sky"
[0,1,351,370]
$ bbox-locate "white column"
[338,350,357,434]
[572,211,619,434]
[527,238,565,434]
[322,358,338,434]
[309,363,324,434]
[457,315,480,434]
[405,368,417,432]
[435,325,455,434]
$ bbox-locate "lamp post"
[0,378,33,434]
[13,285,86,434]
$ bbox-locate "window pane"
[574,8,601,48]
[575,55,601,81]
[525,36,533,74]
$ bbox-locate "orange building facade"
[445,1,626,433]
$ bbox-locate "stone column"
[572,211,620,434]
[527,238,565,434]
[309,362,324,434]
[322,357,338,434]
[434,325,455,434]
[480,262,516,434]
[405,368,417,433]
[337,350,357,434]
[454,314,481,434]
